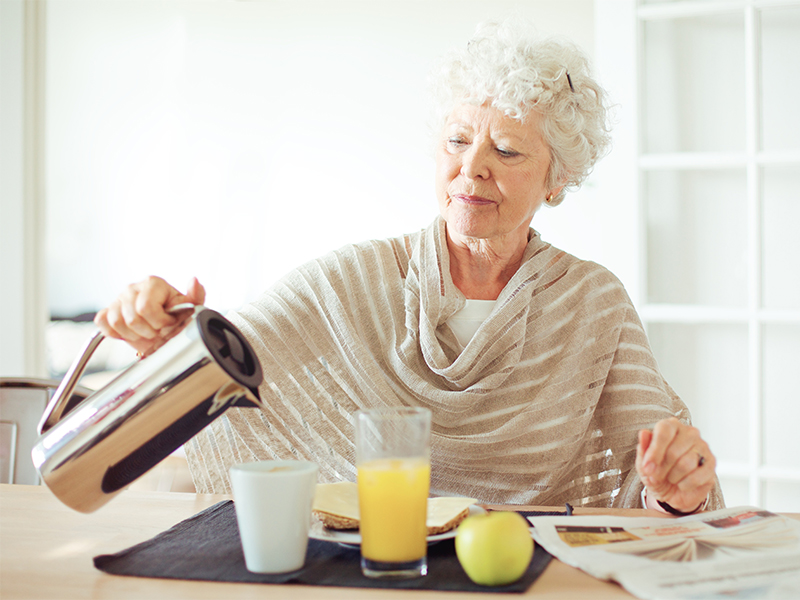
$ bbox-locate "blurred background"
[1,0,798,510]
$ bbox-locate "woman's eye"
[446,137,468,149]
[497,147,519,158]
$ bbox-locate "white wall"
[43,0,598,318]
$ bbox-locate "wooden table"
[0,483,668,599]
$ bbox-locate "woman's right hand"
[94,276,206,358]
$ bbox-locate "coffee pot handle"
[37,303,202,435]
[38,331,105,435]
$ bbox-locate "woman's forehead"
[444,104,542,141]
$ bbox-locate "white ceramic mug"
[229,460,319,573]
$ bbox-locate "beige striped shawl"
[185,217,723,509]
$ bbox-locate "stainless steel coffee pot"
[32,305,263,513]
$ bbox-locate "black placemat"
[94,500,554,593]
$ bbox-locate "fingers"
[640,418,698,479]
[665,446,711,486]
[158,278,208,340]
[123,278,177,337]
[185,277,206,306]
[667,452,715,494]
[94,276,204,355]
[645,459,715,514]
[637,418,716,513]
[95,299,157,356]
[94,308,120,339]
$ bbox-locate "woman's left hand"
[636,417,716,513]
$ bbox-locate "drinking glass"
[355,406,432,579]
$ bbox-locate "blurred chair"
[0,378,91,484]
[1,377,195,492]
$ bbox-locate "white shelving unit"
[633,0,800,510]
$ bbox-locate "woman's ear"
[545,184,566,206]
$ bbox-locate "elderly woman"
[96,22,722,514]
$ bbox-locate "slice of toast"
[312,505,471,534]
[312,482,476,535]
[312,510,360,530]
[312,482,360,529]
[425,505,470,535]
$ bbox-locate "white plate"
[309,504,486,546]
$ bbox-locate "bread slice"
[312,509,360,530]
[425,505,470,535]
[425,496,476,534]
[312,482,360,530]
[312,482,476,535]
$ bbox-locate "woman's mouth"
[452,194,494,206]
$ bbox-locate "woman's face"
[435,104,560,244]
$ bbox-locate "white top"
[447,299,497,347]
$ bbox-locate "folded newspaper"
[529,506,800,599]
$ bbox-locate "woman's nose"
[460,144,490,180]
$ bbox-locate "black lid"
[196,309,263,394]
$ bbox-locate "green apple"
[454,511,534,586]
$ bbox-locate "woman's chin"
[443,214,493,240]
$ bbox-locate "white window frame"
[596,0,800,510]
[0,0,48,379]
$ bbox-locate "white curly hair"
[431,21,612,206]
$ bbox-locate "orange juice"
[357,457,431,563]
